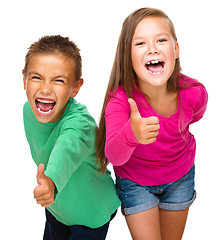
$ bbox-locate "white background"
[0,0,220,239]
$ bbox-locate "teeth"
[37,99,55,103]
[147,60,162,65]
[147,68,164,74]
[37,108,53,114]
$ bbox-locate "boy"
[23,35,120,240]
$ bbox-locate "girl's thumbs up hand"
[128,98,160,145]
[33,163,55,207]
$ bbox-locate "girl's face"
[23,53,83,123]
[131,17,179,93]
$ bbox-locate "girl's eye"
[135,42,145,46]
[158,39,167,43]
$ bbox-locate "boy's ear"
[22,70,27,90]
[70,79,84,98]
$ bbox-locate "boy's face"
[23,53,83,123]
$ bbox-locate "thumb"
[37,163,45,185]
[128,98,141,118]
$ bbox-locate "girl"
[97,8,208,240]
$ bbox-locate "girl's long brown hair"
[97,8,195,172]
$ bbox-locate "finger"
[34,192,51,200]
[128,98,141,118]
[147,124,160,133]
[147,129,159,138]
[33,186,47,198]
[146,116,160,125]
[37,198,53,207]
[40,201,53,208]
[37,163,45,185]
[145,137,157,144]
[35,193,54,207]
[33,185,44,199]
[34,183,51,198]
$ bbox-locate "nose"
[147,43,159,55]
[40,82,52,95]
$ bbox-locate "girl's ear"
[175,41,180,60]
[22,70,27,90]
[70,79,84,98]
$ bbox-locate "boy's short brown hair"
[23,35,82,82]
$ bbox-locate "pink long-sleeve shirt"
[105,76,208,186]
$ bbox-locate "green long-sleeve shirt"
[23,98,120,228]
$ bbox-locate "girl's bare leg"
[124,206,189,240]
[160,208,189,240]
[125,206,161,240]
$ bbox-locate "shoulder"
[110,85,128,100]
[60,98,97,132]
[66,98,95,122]
[106,86,130,112]
[179,74,208,110]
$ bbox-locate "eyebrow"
[132,32,170,40]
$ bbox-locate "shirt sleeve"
[44,116,93,200]
[105,92,139,166]
[189,84,208,124]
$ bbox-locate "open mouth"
[35,98,56,115]
[145,60,165,74]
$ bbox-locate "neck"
[138,83,178,117]
[138,82,169,102]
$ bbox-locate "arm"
[105,95,138,166]
[190,84,208,124]
[105,93,159,166]
[44,116,94,200]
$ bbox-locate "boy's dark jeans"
[43,209,116,240]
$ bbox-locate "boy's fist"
[128,98,160,144]
[33,163,55,207]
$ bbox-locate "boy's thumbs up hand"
[36,163,45,185]
[128,98,160,144]
[33,163,55,207]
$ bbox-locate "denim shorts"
[116,165,196,216]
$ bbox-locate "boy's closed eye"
[31,76,42,81]
[54,79,65,84]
